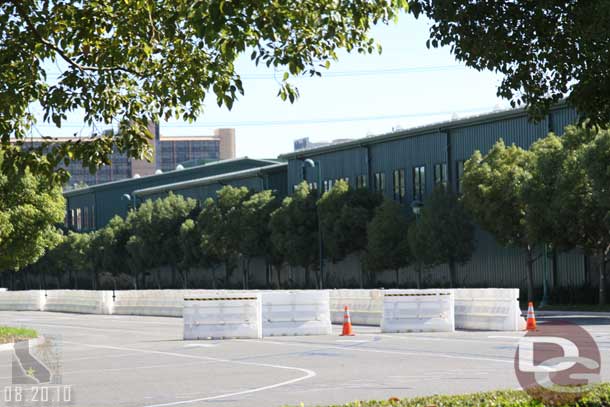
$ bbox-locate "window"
[456,160,465,194]
[393,169,405,202]
[91,205,95,229]
[323,180,329,192]
[374,172,386,193]
[356,175,367,189]
[83,207,89,230]
[413,165,426,201]
[76,208,82,231]
[71,209,76,228]
[434,163,448,189]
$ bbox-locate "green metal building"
[64,103,594,292]
[279,103,586,291]
[64,158,285,232]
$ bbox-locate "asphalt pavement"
[0,311,608,407]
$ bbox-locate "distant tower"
[215,128,236,160]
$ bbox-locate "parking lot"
[0,311,609,407]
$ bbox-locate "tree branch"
[12,1,142,76]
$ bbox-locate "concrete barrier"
[0,290,45,311]
[453,288,525,331]
[0,288,6,292]
[112,290,213,317]
[329,289,383,325]
[43,290,113,314]
[262,291,332,336]
[381,289,455,333]
[183,294,262,339]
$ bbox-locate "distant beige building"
[15,125,236,188]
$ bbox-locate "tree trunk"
[211,266,217,289]
[416,263,422,289]
[305,266,311,288]
[395,268,400,288]
[183,268,188,289]
[600,256,607,305]
[155,268,161,289]
[526,246,535,303]
[359,254,364,289]
[448,258,456,288]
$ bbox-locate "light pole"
[540,244,550,307]
[411,199,424,288]
[302,159,324,288]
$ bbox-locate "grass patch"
[298,383,610,406]
[0,326,37,344]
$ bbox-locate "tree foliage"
[125,192,196,288]
[198,186,251,287]
[0,154,65,272]
[270,182,320,287]
[411,1,610,126]
[318,180,382,286]
[408,188,475,287]
[1,0,408,184]
[364,200,413,287]
[462,140,539,301]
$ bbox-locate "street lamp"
[411,199,423,218]
[410,199,424,288]
[302,159,324,288]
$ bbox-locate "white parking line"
[259,339,514,364]
[61,341,316,407]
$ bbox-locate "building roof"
[279,102,569,159]
[63,157,281,197]
[133,162,287,197]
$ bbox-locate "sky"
[33,12,510,159]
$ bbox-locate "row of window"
[293,160,466,199]
[67,206,95,231]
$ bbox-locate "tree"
[317,180,382,286]
[364,200,413,287]
[240,190,279,289]
[569,126,610,304]
[462,140,539,302]
[199,186,251,288]
[125,193,196,288]
[93,216,135,288]
[408,188,475,288]
[411,1,610,126]
[2,0,408,184]
[0,153,65,273]
[270,182,320,288]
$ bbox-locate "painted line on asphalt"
[259,339,514,364]
[61,341,316,407]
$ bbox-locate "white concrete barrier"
[262,291,332,336]
[0,290,45,311]
[43,290,113,314]
[183,294,262,340]
[112,290,216,317]
[0,288,6,292]
[381,289,455,333]
[453,288,525,331]
[329,289,383,325]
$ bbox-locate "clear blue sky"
[34,13,509,159]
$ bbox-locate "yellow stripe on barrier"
[385,293,451,297]
[184,297,259,301]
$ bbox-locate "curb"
[0,336,45,353]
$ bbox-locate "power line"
[42,64,466,80]
[33,106,497,129]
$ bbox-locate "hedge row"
[299,383,610,407]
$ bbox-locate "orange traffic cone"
[340,305,355,336]
[526,302,537,331]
